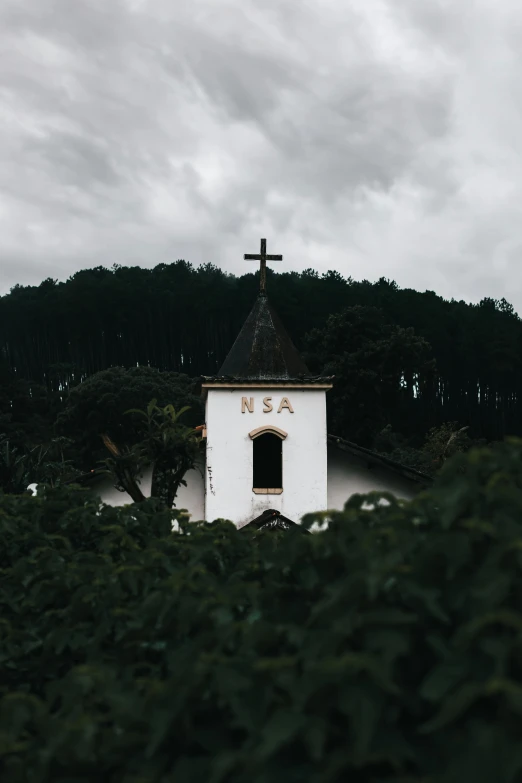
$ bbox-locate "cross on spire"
[244,238,282,295]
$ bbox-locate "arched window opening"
[249,425,287,441]
[253,433,282,493]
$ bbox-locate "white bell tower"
[201,239,333,528]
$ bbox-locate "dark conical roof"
[217,294,311,379]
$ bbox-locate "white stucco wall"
[205,388,328,526]
[91,460,205,520]
[80,432,422,527]
[327,443,421,511]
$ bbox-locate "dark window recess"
[253,433,282,488]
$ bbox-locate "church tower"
[201,239,333,527]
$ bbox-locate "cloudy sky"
[1,0,522,311]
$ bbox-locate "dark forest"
[1,260,520,490]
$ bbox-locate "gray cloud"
[1,0,521,314]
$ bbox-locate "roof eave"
[200,375,334,397]
[328,434,433,486]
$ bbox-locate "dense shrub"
[2,440,522,781]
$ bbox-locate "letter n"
[241,397,254,413]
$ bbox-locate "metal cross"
[244,238,282,294]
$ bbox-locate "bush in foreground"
[2,440,522,782]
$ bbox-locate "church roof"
[216,293,312,380]
[238,508,310,533]
[328,434,433,487]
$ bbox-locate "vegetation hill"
[1,261,520,488]
[2,439,522,781]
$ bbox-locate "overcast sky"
[1,0,522,312]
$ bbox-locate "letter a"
[241,397,254,413]
[277,397,294,413]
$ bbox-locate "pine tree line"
[1,261,521,445]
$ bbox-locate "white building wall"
[205,388,328,526]
[82,436,421,526]
[91,461,205,520]
[327,444,420,510]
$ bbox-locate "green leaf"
[419,682,485,733]
[255,710,305,760]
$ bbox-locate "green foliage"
[0,437,33,494]
[374,422,483,477]
[3,265,522,476]
[3,441,522,780]
[56,366,203,471]
[421,421,472,469]
[305,305,435,446]
[0,359,57,452]
[99,400,203,508]
[2,263,521,451]
[0,435,80,494]
[373,424,436,475]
